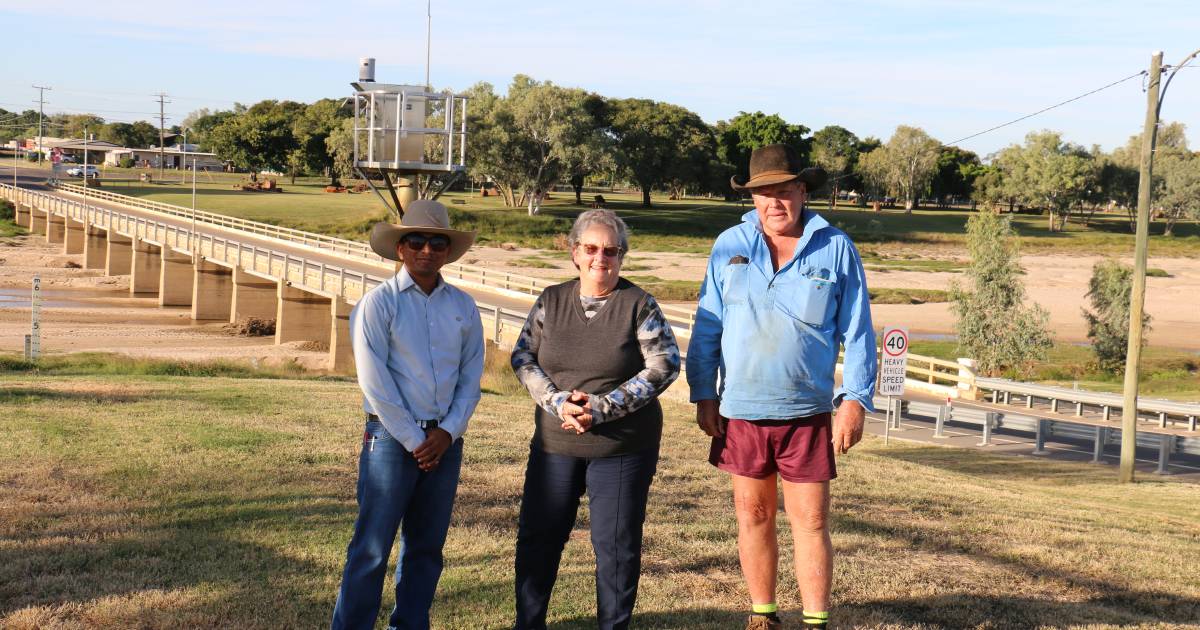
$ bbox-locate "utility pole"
[155,92,170,183]
[1119,52,1161,483]
[1120,49,1200,482]
[32,85,51,164]
[425,0,432,89]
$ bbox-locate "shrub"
[950,212,1052,376]
[1082,259,1150,372]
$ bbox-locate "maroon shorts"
[708,413,836,483]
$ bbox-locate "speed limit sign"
[878,326,909,396]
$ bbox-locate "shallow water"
[0,287,154,309]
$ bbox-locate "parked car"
[66,165,99,178]
[60,155,77,163]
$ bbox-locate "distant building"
[105,146,225,171]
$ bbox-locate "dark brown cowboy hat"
[730,143,828,192]
[369,200,476,264]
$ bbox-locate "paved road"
[861,387,1200,481]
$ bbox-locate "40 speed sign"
[878,326,909,396]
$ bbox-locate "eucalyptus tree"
[857,125,940,211]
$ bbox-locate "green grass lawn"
[911,340,1200,401]
[868,288,951,304]
[94,173,1200,257]
[0,202,21,237]
[2,353,1198,629]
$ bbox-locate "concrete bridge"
[5,176,1200,474]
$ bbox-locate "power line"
[942,70,1148,148]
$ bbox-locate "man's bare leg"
[781,480,832,612]
[732,473,780,605]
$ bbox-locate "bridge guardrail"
[977,377,1199,431]
[48,182,697,331]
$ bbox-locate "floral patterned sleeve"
[589,296,681,425]
[510,294,570,419]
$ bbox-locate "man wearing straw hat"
[331,200,485,630]
[687,144,877,630]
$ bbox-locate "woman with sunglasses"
[510,209,681,630]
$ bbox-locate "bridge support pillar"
[159,248,194,307]
[231,268,278,324]
[106,233,133,276]
[64,217,86,254]
[45,212,65,244]
[83,226,107,269]
[275,282,331,345]
[130,238,161,295]
[15,203,31,228]
[191,259,233,320]
[29,207,47,234]
[329,298,355,374]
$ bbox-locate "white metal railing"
[977,377,1200,431]
[46,182,698,331]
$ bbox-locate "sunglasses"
[578,243,623,258]
[401,233,451,253]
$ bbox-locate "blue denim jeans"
[331,420,464,630]
[513,445,659,630]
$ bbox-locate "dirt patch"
[225,317,276,337]
[293,340,329,353]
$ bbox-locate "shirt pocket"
[775,267,837,326]
[720,263,749,306]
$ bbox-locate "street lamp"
[1119,48,1200,483]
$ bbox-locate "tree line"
[3,75,1197,231]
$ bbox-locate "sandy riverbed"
[0,234,331,368]
[461,245,1199,350]
[1,234,1197,361]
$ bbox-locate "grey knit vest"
[531,278,663,458]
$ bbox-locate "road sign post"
[879,326,909,445]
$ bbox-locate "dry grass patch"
[1,368,1198,628]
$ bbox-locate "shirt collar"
[394,265,445,296]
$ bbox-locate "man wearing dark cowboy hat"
[687,144,877,630]
[331,200,485,630]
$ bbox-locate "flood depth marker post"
[879,326,909,445]
[29,274,41,360]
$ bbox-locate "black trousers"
[513,445,659,630]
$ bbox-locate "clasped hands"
[558,390,594,434]
[413,427,452,472]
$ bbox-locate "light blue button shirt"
[351,267,485,452]
[686,209,877,419]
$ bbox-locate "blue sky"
[2,0,1198,158]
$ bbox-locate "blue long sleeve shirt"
[686,209,877,419]
[351,267,485,452]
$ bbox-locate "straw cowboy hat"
[369,200,476,264]
[730,143,828,192]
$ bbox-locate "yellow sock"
[751,603,778,615]
[802,610,829,626]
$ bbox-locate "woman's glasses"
[402,233,451,253]
[578,243,623,258]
